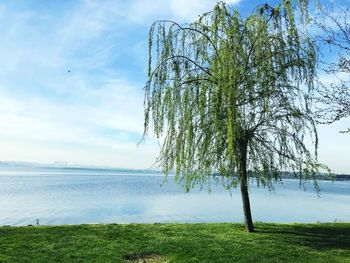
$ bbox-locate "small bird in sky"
[67,70,71,73]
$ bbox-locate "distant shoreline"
[0,161,349,180]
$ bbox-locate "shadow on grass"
[256,223,350,250]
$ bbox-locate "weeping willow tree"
[143,0,324,232]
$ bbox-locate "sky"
[0,0,349,172]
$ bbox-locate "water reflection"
[0,169,349,226]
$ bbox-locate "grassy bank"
[0,223,349,262]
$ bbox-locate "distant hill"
[213,171,350,181]
[334,174,350,181]
[0,161,161,174]
[279,171,350,181]
[215,171,350,181]
[0,161,349,180]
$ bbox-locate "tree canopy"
[315,6,350,133]
[143,0,325,232]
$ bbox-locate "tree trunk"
[238,140,254,233]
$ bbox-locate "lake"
[0,167,349,226]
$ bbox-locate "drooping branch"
[315,6,350,131]
[144,0,323,190]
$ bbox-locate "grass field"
[0,223,349,262]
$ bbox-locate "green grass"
[0,223,349,262]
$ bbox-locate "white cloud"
[170,0,215,21]
[0,78,144,141]
[1,0,349,173]
[0,0,156,168]
[0,79,160,168]
[170,0,242,21]
[125,0,242,23]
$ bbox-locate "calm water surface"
[0,168,349,226]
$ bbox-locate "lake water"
[0,167,349,226]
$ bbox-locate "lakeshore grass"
[0,222,349,262]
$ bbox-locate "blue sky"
[0,0,349,172]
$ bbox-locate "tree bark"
[239,140,254,233]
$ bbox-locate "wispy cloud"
[0,0,156,167]
[0,0,349,172]
[125,0,242,23]
[0,0,243,167]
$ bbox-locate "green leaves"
[144,1,322,191]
